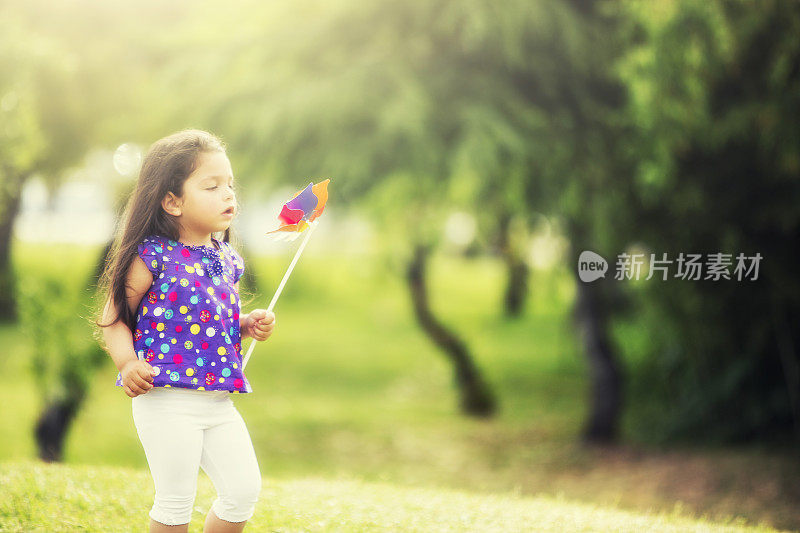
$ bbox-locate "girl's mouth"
[222,207,235,216]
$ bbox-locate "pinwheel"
[266,179,329,241]
[241,179,330,369]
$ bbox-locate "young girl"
[95,129,275,533]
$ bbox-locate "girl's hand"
[242,309,276,341]
[121,359,156,397]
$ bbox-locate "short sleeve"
[138,236,164,277]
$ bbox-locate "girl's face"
[163,150,237,242]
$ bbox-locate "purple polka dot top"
[114,235,253,393]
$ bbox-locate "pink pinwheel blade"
[278,205,304,225]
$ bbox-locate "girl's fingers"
[247,315,275,340]
[134,375,152,390]
[129,378,149,394]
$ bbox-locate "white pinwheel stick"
[241,219,319,370]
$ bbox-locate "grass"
[1,242,799,530]
[0,460,782,532]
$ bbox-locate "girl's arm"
[101,256,153,373]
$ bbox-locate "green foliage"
[0,3,91,182]
[152,0,630,250]
[17,270,105,405]
[614,0,800,443]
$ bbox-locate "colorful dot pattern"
[114,235,252,393]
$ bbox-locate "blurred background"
[1,0,799,529]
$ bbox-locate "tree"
[615,0,800,443]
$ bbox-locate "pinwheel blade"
[266,179,330,239]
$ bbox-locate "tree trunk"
[406,242,496,416]
[504,257,528,318]
[497,211,529,318]
[574,274,622,444]
[0,170,26,323]
[35,396,83,462]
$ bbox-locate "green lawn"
[1,242,798,530]
[0,460,781,532]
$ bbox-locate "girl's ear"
[161,192,182,217]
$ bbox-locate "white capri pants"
[132,386,261,526]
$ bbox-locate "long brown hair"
[94,129,239,335]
